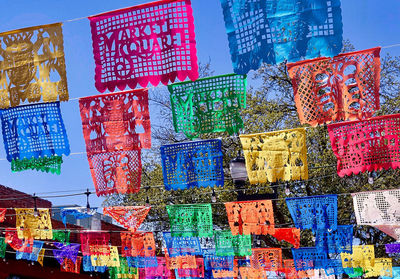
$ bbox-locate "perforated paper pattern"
[91,246,120,267]
[283,259,315,279]
[386,243,400,254]
[352,189,400,226]
[167,204,213,237]
[272,228,300,248]
[121,232,156,258]
[109,257,139,279]
[165,253,197,269]
[60,207,97,226]
[161,140,224,190]
[0,208,5,222]
[220,0,343,74]
[286,195,337,231]
[15,208,52,239]
[163,232,202,257]
[104,206,150,232]
[288,48,381,126]
[340,245,375,270]
[250,248,282,272]
[239,267,267,279]
[382,266,400,279]
[15,240,43,261]
[53,242,80,265]
[80,232,110,256]
[177,258,205,278]
[328,114,400,176]
[145,257,171,279]
[315,225,353,254]
[82,255,108,273]
[79,89,151,152]
[11,155,63,174]
[225,200,275,235]
[88,149,142,196]
[89,0,198,92]
[321,259,344,276]
[61,256,82,274]
[168,74,247,139]
[292,247,327,271]
[5,228,33,253]
[344,267,363,278]
[214,230,251,256]
[37,247,45,266]
[0,237,5,258]
[0,23,68,108]
[0,102,70,162]
[364,258,392,278]
[240,128,308,184]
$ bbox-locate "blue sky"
[0,0,399,208]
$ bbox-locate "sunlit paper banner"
[364,258,392,278]
[220,0,343,74]
[5,228,33,253]
[168,74,247,139]
[60,207,97,226]
[382,266,400,279]
[104,206,150,232]
[176,258,205,278]
[288,47,381,126]
[328,114,400,177]
[340,245,375,271]
[214,230,251,256]
[315,225,353,254]
[145,257,171,279]
[0,23,68,108]
[53,242,80,265]
[0,208,5,222]
[282,259,315,279]
[80,232,110,256]
[250,248,282,272]
[11,155,63,174]
[163,232,202,257]
[83,255,108,273]
[240,128,308,184]
[161,139,224,191]
[292,247,327,271]
[88,0,198,92]
[0,237,5,258]
[16,240,43,261]
[110,257,140,279]
[272,228,300,249]
[224,200,275,235]
[61,256,82,274]
[15,208,53,239]
[91,246,120,267]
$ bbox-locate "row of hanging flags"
[2,190,400,278]
[0,0,400,277]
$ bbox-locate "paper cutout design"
[53,242,80,265]
[91,246,120,267]
[328,114,400,177]
[225,200,275,235]
[145,257,171,279]
[177,258,205,278]
[0,237,5,258]
[344,267,363,278]
[161,139,224,190]
[0,208,5,222]
[61,256,82,274]
[286,195,337,232]
[89,0,198,92]
[52,229,70,243]
[382,266,400,279]
[163,232,202,257]
[240,128,308,184]
[250,248,282,272]
[364,258,392,278]
[110,257,139,279]
[310,269,336,279]
[315,225,353,254]
[104,206,150,232]
[11,155,63,174]
[0,102,70,162]
[5,228,33,252]
[37,248,45,266]
[167,204,213,237]
[121,232,157,268]
[272,228,300,248]
[321,259,344,276]
[15,208,52,239]
[287,48,381,126]
[60,207,97,226]
[0,23,68,108]
[292,247,327,271]
[82,255,108,273]
[386,243,400,254]
[340,245,375,270]
[79,89,151,151]
[89,149,142,196]
[168,74,247,139]
[214,230,252,256]
[283,259,315,279]
[220,0,343,73]
[239,267,268,279]
[16,240,43,261]
[80,232,110,256]
[165,253,197,269]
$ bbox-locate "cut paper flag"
[15,208,53,239]
[0,237,6,258]
[328,114,400,177]
[61,256,82,274]
[176,258,205,278]
[214,230,251,256]
[315,225,353,254]
[271,228,301,249]
[163,232,202,257]
[283,259,315,279]
[382,266,400,279]
[165,253,197,269]
[15,240,43,261]
[0,23,68,108]
[352,189,400,240]
[161,139,224,191]
[340,245,375,271]
[321,259,344,276]
[5,228,33,253]
[224,200,275,235]
[11,156,63,174]
[0,208,5,222]
[52,229,70,243]
[240,128,308,184]
[364,258,392,278]
[250,248,282,272]
[168,74,247,139]
[386,243,400,254]
[0,102,70,173]
[287,47,381,126]
[88,0,198,92]
[166,204,213,237]
[60,207,97,226]
[103,206,150,232]
[144,257,171,279]
[203,250,234,272]
[91,246,120,267]
[80,232,110,256]
[121,232,157,268]
[37,248,45,266]
[239,266,268,279]
[220,0,343,74]
[53,242,80,265]
[82,255,108,273]
[110,257,139,279]
[286,194,338,232]
[292,247,327,271]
